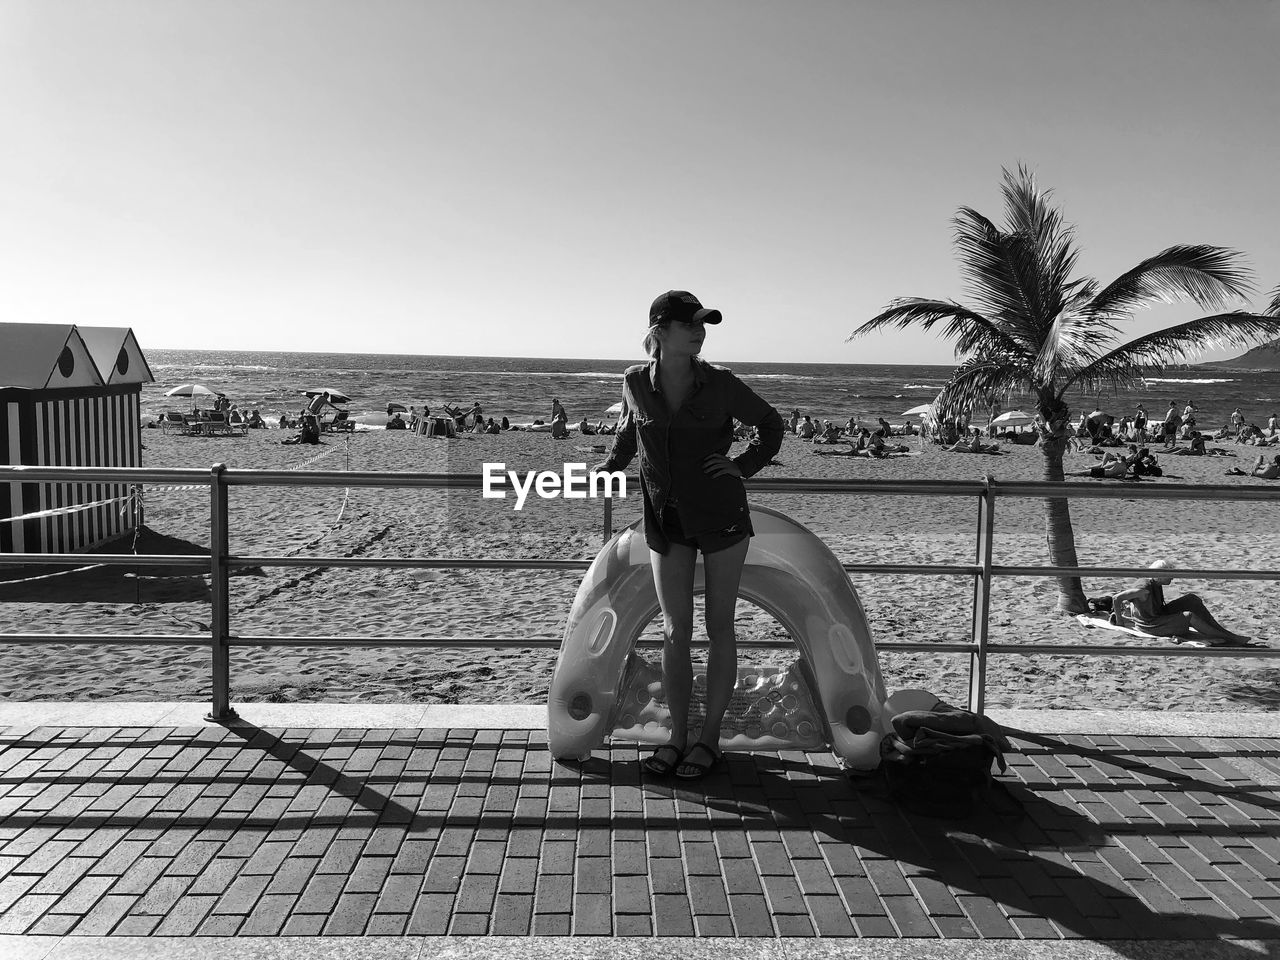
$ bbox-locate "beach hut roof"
[78,327,155,386]
[0,323,106,390]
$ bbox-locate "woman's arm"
[599,394,637,474]
[726,375,784,477]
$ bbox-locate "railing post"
[206,463,237,722]
[968,474,996,715]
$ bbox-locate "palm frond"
[1090,246,1255,318]
[934,356,1029,421]
[1266,284,1280,317]
[1072,310,1280,389]
[953,208,1048,342]
[847,299,1026,361]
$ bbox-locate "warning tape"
[1,493,135,524]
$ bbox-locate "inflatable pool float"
[548,505,891,770]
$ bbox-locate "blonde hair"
[643,322,664,359]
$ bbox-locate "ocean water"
[142,350,1280,432]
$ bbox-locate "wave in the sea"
[1143,377,1236,384]
[903,383,941,390]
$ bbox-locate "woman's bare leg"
[685,537,750,760]
[1162,595,1251,643]
[650,544,698,751]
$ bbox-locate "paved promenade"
[2,703,1280,959]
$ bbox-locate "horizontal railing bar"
[0,467,208,484]
[3,466,1278,505]
[1,631,1273,660]
[991,565,1280,582]
[0,554,209,569]
[0,634,209,646]
[225,556,595,571]
[984,642,1280,658]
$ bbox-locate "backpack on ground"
[879,702,1011,818]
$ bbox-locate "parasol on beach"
[605,401,623,417]
[901,403,933,417]
[386,402,408,414]
[303,388,352,404]
[990,410,1036,427]
[165,383,222,398]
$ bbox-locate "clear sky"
[2,0,1277,364]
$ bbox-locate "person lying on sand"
[1225,454,1280,479]
[1110,559,1253,646]
[1086,449,1134,479]
[946,429,1000,454]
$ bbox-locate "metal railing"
[2,464,1278,723]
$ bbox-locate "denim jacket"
[601,357,784,536]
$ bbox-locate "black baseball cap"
[649,290,722,326]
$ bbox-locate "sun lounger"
[159,412,189,434]
[322,409,355,433]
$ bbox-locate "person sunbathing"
[947,429,999,454]
[1110,560,1252,646]
[1171,431,1207,455]
[1089,449,1133,479]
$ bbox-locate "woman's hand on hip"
[703,454,742,478]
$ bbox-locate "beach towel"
[1075,614,1267,648]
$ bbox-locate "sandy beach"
[2,425,1278,712]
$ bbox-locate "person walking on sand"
[551,397,567,425]
[595,290,784,780]
[1111,560,1253,646]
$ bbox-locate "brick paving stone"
[613,874,651,914]
[25,913,77,936]
[750,839,795,876]
[111,856,168,895]
[323,891,379,934]
[1011,915,1062,938]
[448,912,490,935]
[534,874,573,915]
[762,875,808,915]
[74,893,136,935]
[455,873,498,914]
[344,854,393,894]
[721,857,764,896]
[533,913,572,935]
[490,892,534,935]
[775,914,816,936]
[865,859,912,896]
[909,875,963,916]
[574,856,611,894]
[374,873,423,914]
[728,892,774,936]
[213,874,270,915]
[573,891,612,934]
[958,895,1018,937]
[405,892,454,935]
[805,892,856,936]
[113,914,162,936]
[239,893,296,935]
[615,913,653,936]
[649,858,686,895]
[153,894,217,936]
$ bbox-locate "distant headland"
[1199,339,1280,371]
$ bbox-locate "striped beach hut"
[1,323,154,555]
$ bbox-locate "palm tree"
[849,166,1280,613]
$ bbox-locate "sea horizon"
[141,348,1280,433]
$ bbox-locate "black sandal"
[642,743,684,776]
[675,743,721,780]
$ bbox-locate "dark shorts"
[644,501,753,556]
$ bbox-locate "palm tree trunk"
[1039,435,1088,613]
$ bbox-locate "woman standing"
[596,290,784,779]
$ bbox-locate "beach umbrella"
[991,410,1036,427]
[386,402,407,414]
[303,388,352,404]
[165,383,221,398]
[901,403,933,417]
[605,401,623,417]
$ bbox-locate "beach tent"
[605,401,623,417]
[901,404,933,417]
[1,323,153,555]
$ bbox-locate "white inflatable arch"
[548,505,890,770]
